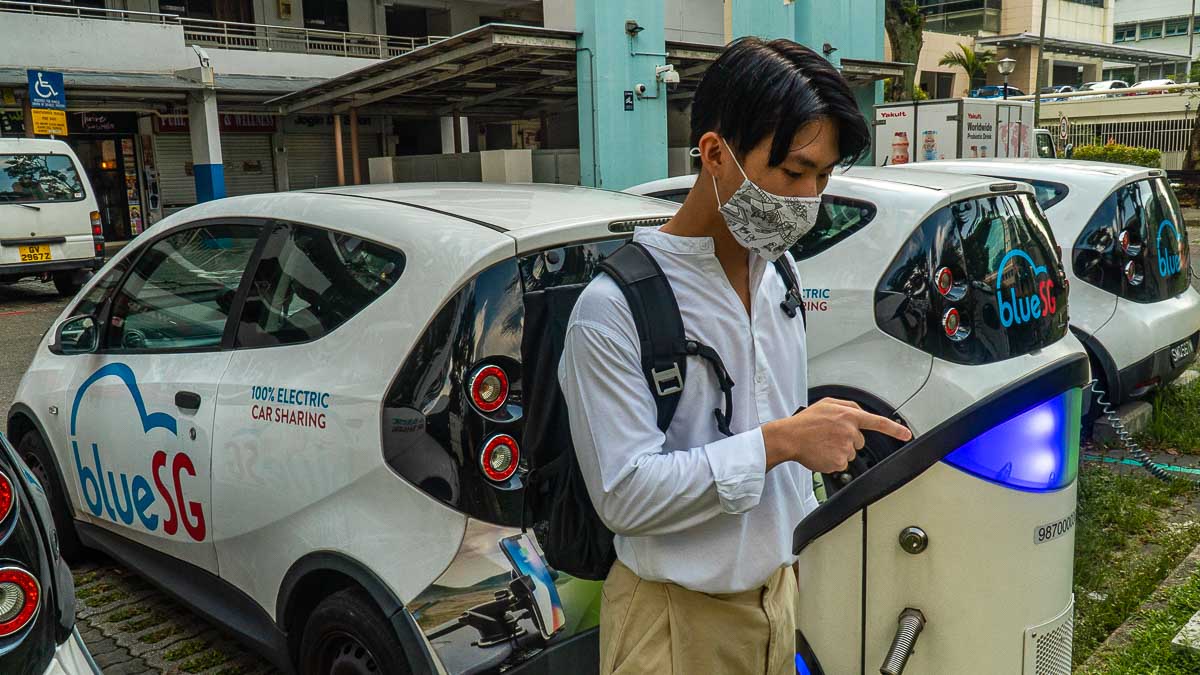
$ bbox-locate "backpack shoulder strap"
[598,242,687,434]
[772,255,806,326]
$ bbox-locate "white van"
[0,138,104,296]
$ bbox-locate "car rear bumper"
[1119,330,1199,399]
[0,257,102,278]
[40,628,101,675]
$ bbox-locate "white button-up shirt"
[558,227,817,595]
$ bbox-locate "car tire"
[52,270,87,297]
[16,430,85,562]
[297,587,412,675]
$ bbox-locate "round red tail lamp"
[1124,261,1144,286]
[943,308,969,342]
[480,434,520,483]
[0,567,39,638]
[0,473,13,525]
[935,267,955,296]
[470,366,509,414]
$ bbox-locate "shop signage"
[156,109,277,133]
[283,114,376,134]
[69,112,138,134]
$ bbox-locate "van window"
[235,223,406,347]
[0,154,85,203]
[791,196,877,261]
[104,224,261,351]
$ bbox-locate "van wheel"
[52,271,87,297]
[298,587,411,675]
[16,431,84,562]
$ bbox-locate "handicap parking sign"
[27,70,66,110]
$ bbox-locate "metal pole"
[334,113,345,186]
[350,107,361,185]
[1004,74,1009,100]
[1034,0,1049,123]
[1189,0,1197,77]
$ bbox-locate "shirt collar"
[633,226,715,255]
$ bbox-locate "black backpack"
[522,242,804,580]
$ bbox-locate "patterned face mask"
[702,140,823,262]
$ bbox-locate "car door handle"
[175,391,202,410]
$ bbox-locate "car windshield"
[0,154,85,203]
[977,86,1001,96]
[1078,83,1100,91]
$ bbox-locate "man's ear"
[696,131,725,176]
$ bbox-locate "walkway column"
[334,113,345,186]
[186,89,225,202]
[440,115,469,153]
[575,0,667,189]
[350,108,361,185]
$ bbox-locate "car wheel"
[16,430,84,562]
[298,587,412,675]
[52,270,88,297]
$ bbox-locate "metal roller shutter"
[155,134,196,212]
[285,132,383,190]
[221,134,276,197]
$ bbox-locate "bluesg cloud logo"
[1157,219,1183,278]
[69,363,207,541]
[996,250,1057,328]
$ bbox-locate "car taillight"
[0,473,12,525]
[480,434,519,482]
[1118,230,1141,256]
[1124,261,1144,286]
[935,267,954,296]
[470,365,509,414]
[91,211,104,258]
[0,567,39,638]
[943,308,969,341]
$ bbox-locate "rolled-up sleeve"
[558,319,767,537]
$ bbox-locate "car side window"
[790,195,878,261]
[234,223,406,348]
[104,224,261,351]
[71,256,133,318]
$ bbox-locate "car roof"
[909,158,1161,188]
[0,137,76,154]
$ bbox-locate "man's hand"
[761,398,912,473]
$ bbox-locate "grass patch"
[103,606,143,623]
[1143,375,1200,455]
[75,582,111,600]
[164,638,208,661]
[72,571,98,587]
[139,625,177,644]
[84,589,129,607]
[124,611,166,632]
[1072,466,1200,667]
[215,665,244,675]
[181,649,231,672]
[1081,569,1200,673]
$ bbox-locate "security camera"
[634,83,649,98]
[656,64,680,92]
[190,44,211,68]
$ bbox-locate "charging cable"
[1088,379,1196,486]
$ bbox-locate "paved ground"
[0,278,276,675]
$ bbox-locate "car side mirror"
[1064,143,1074,159]
[49,315,98,355]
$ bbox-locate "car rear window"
[985,176,1068,210]
[235,223,406,347]
[0,154,85,203]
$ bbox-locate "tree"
[885,0,925,102]
[938,44,996,91]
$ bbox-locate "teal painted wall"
[575,0,668,189]
[731,0,795,41]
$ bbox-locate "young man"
[558,38,913,674]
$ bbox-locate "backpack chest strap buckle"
[652,362,683,397]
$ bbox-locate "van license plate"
[1171,339,1194,368]
[18,245,51,263]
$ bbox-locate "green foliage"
[912,86,929,101]
[937,43,996,81]
[1189,62,1200,84]
[1072,142,1163,168]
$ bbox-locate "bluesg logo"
[1157,219,1183,277]
[69,363,207,541]
[996,250,1057,328]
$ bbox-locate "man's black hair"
[690,37,871,167]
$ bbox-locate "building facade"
[1111,0,1199,81]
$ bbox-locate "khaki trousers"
[599,560,797,675]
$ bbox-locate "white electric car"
[629,169,1090,672]
[899,159,1200,407]
[10,176,1088,674]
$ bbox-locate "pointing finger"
[852,410,913,442]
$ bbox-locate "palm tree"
[939,44,996,91]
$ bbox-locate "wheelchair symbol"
[33,73,58,99]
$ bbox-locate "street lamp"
[998,58,1017,100]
